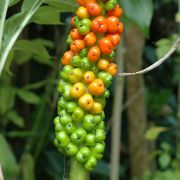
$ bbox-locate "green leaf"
[1,11,28,62]
[0,85,15,115]
[156,34,179,59]
[21,0,44,11]
[31,6,63,25]
[9,0,22,7]
[14,39,53,65]
[23,80,48,90]
[0,133,19,178]
[161,142,171,153]
[45,0,77,12]
[93,160,110,176]
[0,0,9,52]
[0,0,44,75]
[6,110,25,128]
[16,89,40,104]
[34,38,54,48]
[145,126,167,141]
[119,0,153,37]
[3,49,14,75]
[21,154,35,180]
[14,39,51,58]
[158,153,171,169]
[6,131,35,138]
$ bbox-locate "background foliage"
[0,0,179,179]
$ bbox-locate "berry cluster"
[54,0,123,171]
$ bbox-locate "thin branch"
[118,36,180,77]
[0,165,4,180]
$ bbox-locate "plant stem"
[0,0,9,53]
[110,43,125,180]
[0,164,4,180]
[70,158,90,180]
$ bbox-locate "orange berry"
[70,40,85,53]
[79,93,94,111]
[61,51,74,65]
[83,71,95,84]
[106,16,120,33]
[117,22,124,35]
[76,0,96,7]
[76,0,87,6]
[88,46,101,62]
[91,16,107,34]
[70,28,82,40]
[88,79,105,96]
[70,82,86,98]
[84,32,97,46]
[97,59,110,70]
[107,5,123,18]
[99,37,113,55]
[106,33,121,47]
[71,16,76,27]
[107,63,118,76]
[87,2,102,16]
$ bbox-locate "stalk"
[110,44,125,180]
[0,0,9,52]
[177,0,180,167]
[70,158,90,180]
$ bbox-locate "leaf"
[93,160,110,176]
[156,34,179,59]
[9,0,22,7]
[0,0,9,52]
[23,80,48,90]
[161,142,171,152]
[16,89,40,104]
[21,0,44,11]
[0,85,15,115]
[2,11,28,56]
[34,38,54,48]
[6,131,35,138]
[45,0,77,12]
[3,49,14,75]
[0,0,44,75]
[158,153,171,169]
[31,6,63,25]
[145,126,167,141]
[0,133,19,178]
[15,39,51,59]
[6,110,25,128]
[14,39,53,65]
[21,154,35,180]
[119,0,153,37]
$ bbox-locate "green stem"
[0,0,9,53]
[70,158,90,180]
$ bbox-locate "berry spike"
[53,0,124,172]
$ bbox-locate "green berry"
[83,114,95,131]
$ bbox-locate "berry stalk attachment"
[53,0,124,177]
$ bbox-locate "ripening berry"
[99,37,113,55]
[88,46,101,62]
[107,4,123,18]
[78,93,94,111]
[87,2,102,16]
[91,16,107,34]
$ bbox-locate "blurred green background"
[0,0,180,179]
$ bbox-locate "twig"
[110,44,125,180]
[119,36,180,77]
[0,165,4,180]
